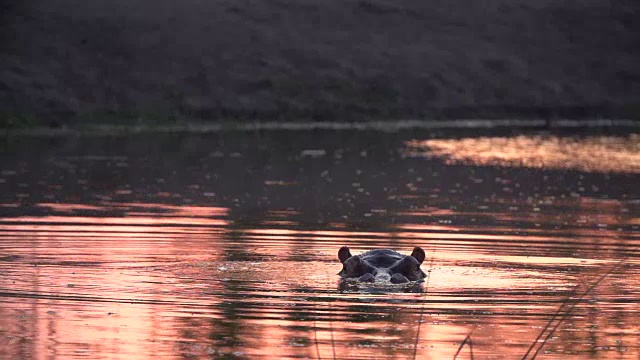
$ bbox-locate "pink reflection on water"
[0,198,639,359]
[0,202,232,360]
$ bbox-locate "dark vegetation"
[1,0,639,128]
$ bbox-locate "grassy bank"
[1,0,639,128]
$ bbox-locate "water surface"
[1,129,638,359]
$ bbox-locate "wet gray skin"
[338,246,427,284]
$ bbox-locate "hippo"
[338,246,427,284]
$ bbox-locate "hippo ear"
[338,246,352,263]
[411,247,426,264]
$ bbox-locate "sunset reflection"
[0,203,230,360]
[0,193,638,359]
[406,134,640,173]
[1,130,639,360]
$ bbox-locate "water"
[0,128,638,359]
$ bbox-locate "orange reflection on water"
[39,202,229,217]
[35,203,107,212]
[1,215,228,227]
[406,134,640,173]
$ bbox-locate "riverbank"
[2,0,639,128]
[2,119,638,138]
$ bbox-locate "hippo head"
[338,246,427,284]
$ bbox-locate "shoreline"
[2,119,638,138]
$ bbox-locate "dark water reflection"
[0,129,638,359]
